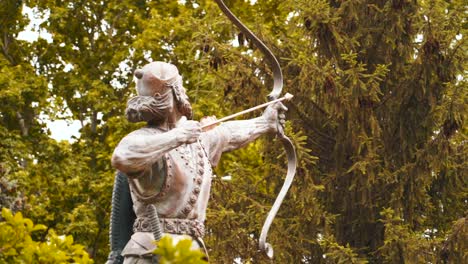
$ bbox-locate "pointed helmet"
[133,61,192,119]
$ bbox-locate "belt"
[133,217,205,238]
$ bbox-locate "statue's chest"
[130,141,212,218]
[171,143,207,184]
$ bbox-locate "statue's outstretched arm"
[219,103,287,152]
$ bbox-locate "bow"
[213,0,297,259]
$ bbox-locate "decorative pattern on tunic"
[173,142,206,217]
[133,217,205,238]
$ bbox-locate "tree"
[1,0,465,263]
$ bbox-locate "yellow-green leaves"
[0,208,92,263]
[153,235,207,264]
[319,235,368,264]
[377,208,444,264]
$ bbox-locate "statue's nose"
[134,69,144,79]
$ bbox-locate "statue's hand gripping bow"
[213,0,298,259]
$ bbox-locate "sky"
[18,6,82,142]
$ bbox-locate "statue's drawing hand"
[263,102,288,134]
[175,120,202,144]
[200,115,218,132]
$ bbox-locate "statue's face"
[133,61,193,120]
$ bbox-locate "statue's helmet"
[133,61,192,119]
[134,61,180,96]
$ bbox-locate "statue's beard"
[125,91,173,123]
[125,90,193,124]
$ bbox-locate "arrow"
[201,93,293,130]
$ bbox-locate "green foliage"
[0,0,465,263]
[319,236,368,264]
[0,177,26,213]
[377,208,441,263]
[153,235,207,264]
[0,208,92,263]
[439,217,468,264]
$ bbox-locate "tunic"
[119,125,229,262]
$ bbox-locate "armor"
[109,126,221,264]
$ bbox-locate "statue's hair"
[177,99,193,120]
[166,77,193,120]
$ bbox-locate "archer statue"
[106,61,288,263]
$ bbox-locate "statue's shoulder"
[128,126,165,137]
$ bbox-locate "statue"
[106,61,288,263]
